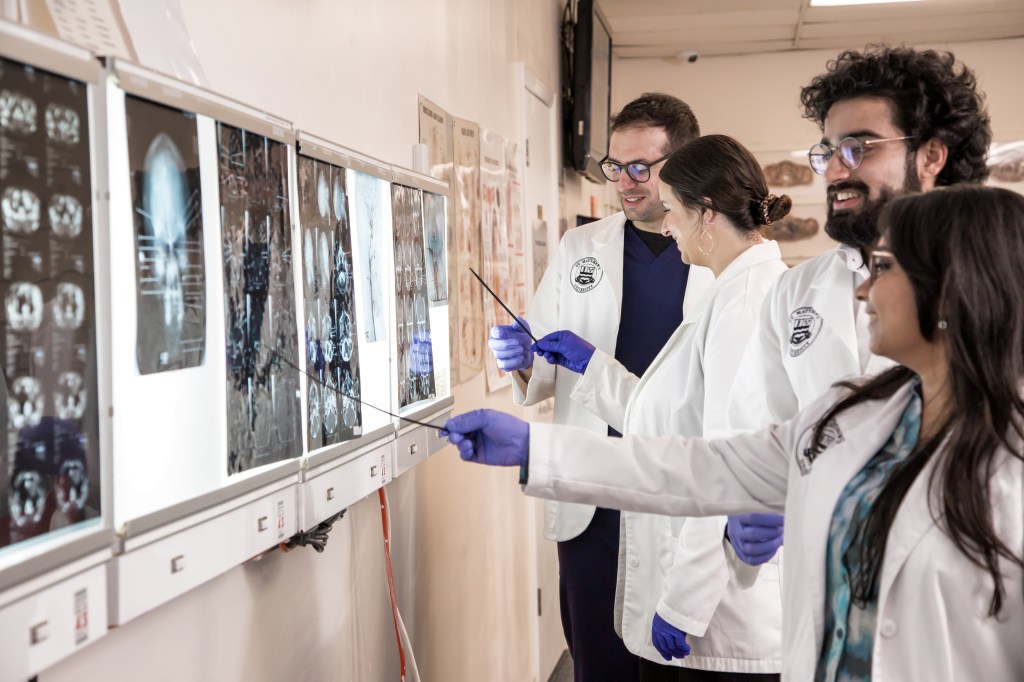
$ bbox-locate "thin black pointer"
[468,267,538,343]
[268,347,441,429]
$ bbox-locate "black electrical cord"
[279,509,346,553]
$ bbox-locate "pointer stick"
[468,267,538,343]
[268,348,441,429]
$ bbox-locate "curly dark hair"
[800,46,991,186]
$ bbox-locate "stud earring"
[937,320,948,330]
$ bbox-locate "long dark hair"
[813,185,1024,615]
[659,134,791,233]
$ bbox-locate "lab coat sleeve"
[657,301,760,635]
[727,277,799,432]
[568,349,637,434]
[524,422,792,517]
[656,516,730,637]
[511,232,566,406]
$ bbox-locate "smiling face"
[822,97,921,247]
[855,240,927,363]
[658,181,704,265]
[607,125,671,230]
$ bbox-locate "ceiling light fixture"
[810,0,925,6]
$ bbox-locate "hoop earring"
[697,227,715,257]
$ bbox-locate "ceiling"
[598,0,1024,59]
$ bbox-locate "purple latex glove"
[488,318,534,372]
[727,513,785,565]
[651,612,691,661]
[532,330,596,374]
[440,410,529,466]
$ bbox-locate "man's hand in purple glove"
[727,513,784,565]
[651,612,691,661]
[488,318,534,372]
[532,330,596,374]
[440,410,529,466]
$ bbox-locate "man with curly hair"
[707,46,993,663]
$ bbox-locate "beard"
[825,154,922,248]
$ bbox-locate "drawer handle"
[171,555,186,574]
[30,620,50,645]
[409,443,418,455]
[257,516,269,532]
[369,465,378,477]
[326,487,335,501]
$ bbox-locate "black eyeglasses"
[867,249,895,284]
[599,153,670,183]
[807,136,913,175]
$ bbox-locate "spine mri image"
[0,56,101,551]
[297,155,362,448]
[217,123,301,475]
[125,96,206,374]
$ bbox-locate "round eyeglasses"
[807,136,913,175]
[599,153,670,183]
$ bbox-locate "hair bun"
[753,193,793,226]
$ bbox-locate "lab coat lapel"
[809,252,861,367]
[875,450,943,614]
[797,382,916,645]
[589,216,626,351]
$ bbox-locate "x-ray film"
[422,190,447,303]
[126,96,205,374]
[391,184,435,408]
[352,171,387,343]
[0,56,100,551]
[217,123,301,475]
[297,155,361,448]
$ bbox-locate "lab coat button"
[880,620,898,638]
[629,557,639,568]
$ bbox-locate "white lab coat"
[524,381,1024,682]
[728,245,893,432]
[512,212,711,541]
[569,241,786,671]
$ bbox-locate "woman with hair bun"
[528,134,790,680]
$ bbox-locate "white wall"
[39,1,570,681]
[613,38,1024,152]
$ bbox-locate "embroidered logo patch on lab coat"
[796,419,844,475]
[570,256,603,293]
[788,306,822,357]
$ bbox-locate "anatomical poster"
[479,128,510,392]
[391,184,435,408]
[505,141,528,317]
[352,171,387,344]
[421,190,447,303]
[1,56,101,551]
[217,122,301,474]
[453,117,484,381]
[125,95,206,374]
[297,155,362,449]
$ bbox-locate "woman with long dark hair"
[443,184,1024,681]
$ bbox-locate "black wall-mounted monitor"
[564,0,612,184]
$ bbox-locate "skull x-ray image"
[391,184,435,408]
[218,123,301,474]
[297,155,361,448]
[1,56,100,551]
[126,96,207,375]
[422,191,448,303]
